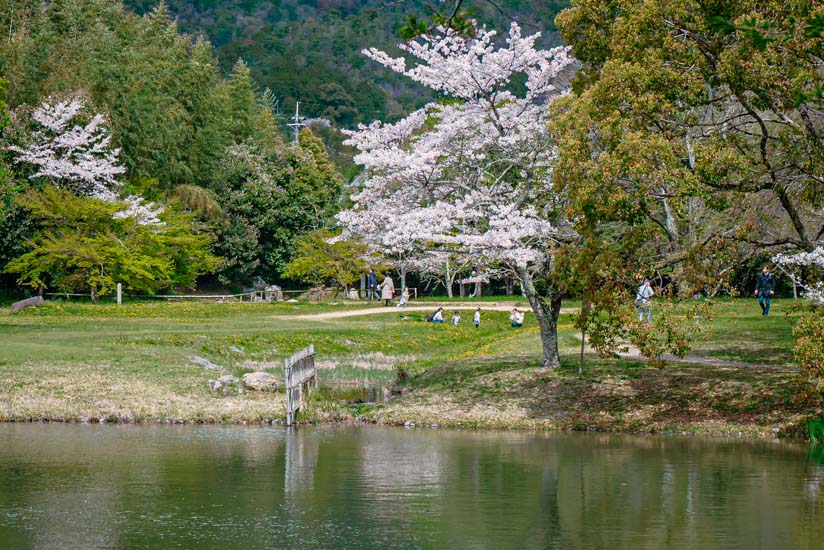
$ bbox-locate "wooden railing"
[284,345,317,426]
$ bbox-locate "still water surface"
[0,424,822,549]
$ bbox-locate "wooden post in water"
[285,344,316,427]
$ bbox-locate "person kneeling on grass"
[509,307,524,328]
[426,307,445,323]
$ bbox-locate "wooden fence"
[284,345,317,427]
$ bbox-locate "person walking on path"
[367,269,378,302]
[636,279,654,324]
[380,273,395,306]
[473,307,481,328]
[754,266,775,316]
[510,307,524,328]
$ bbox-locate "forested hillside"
[123,0,570,125]
[0,0,343,294]
[0,0,571,298]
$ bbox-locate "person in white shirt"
[452,311,461,326]
[397,287,409,308]
[509,307,524,327]
[473,307,481,328]
[635,279,654,323]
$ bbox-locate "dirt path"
[286,304,578,321]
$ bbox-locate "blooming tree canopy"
[338,23,577,367]
[9,96,163,225]
[774,246,824,305]
[340,23,575,268]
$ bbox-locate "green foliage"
[808,414,824,445]
[214,128,343,284]
[577,297,711,366]
[283,228,367,291]
[121,1,570,127]
[5,186,219,298]
[553,0,823,302]
[794,306,824,396]
[0,0,267,190]
[0,77,33,285]
[627,301,711,366]
[0,77,9,129]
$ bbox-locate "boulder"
[209,375,241,395]
[241,371,278,391]
[11,296,44,313]
[264,285,283,302]
[300,286,329,302]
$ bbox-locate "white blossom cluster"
[9,96,163,225]
[773,247,824,269]
[338,23,576,270]
[774,246,824,305]
[111,195,165,226]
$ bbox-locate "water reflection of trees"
[348,431,824,548]
[1,426,823,548]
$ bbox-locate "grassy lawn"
[685,298,796,365]
[0,297,817,437]
[0,300,538,423]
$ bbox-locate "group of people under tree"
[427,307,482,328]
[366,263,782,331]
[366,268,397,307]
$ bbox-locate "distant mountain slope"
[124,1,570,125]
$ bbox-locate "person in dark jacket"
[754,266,775,316]
[367,269,378,302]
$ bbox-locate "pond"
[1,424,822,549]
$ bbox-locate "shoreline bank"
[1,366,816,441]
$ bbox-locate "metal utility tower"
[287,101,306,144]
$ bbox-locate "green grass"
[676,298,796,365]
[0,298,815,435]
[0,300,539,423]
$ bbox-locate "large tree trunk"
[505,277,514,296]
[444,260,453,298]
[516,266,562,369]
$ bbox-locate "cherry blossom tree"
[773,244,823,390]
[8,96,163,225]
[774,246,824,305]
[338,23,577,368]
